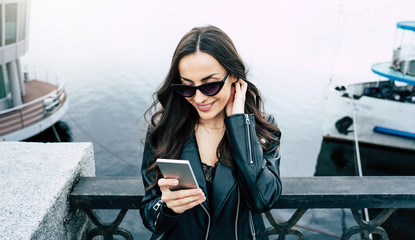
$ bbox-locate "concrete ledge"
[0,142,95,240]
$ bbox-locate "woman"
[140,25,282,240]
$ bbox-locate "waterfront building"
[0,0,68,141]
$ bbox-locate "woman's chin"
[196,108,226,122]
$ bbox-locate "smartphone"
[156,159,199,191]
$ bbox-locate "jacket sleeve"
[139,130,183,234]
[224,113,282,213]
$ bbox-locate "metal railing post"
[19,109,25,128]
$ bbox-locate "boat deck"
[23,80,58,103]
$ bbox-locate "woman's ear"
[231,75,238,83]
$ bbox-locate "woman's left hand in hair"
[226,79,247,116]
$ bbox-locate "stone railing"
[70,176,415,240]
[0,142,95,240]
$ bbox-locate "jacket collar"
[180,136,237,220]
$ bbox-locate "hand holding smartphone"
[156,159,199,191]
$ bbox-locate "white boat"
[322,21,415,151]
[0,0,68,141]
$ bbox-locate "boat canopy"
[391,21,415,78]
[397,21,415,32]
[372,62,415,85]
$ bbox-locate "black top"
[201,161,217,182]
[201,161,218,212]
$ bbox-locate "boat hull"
[322,84,415,151]
[315,137,415,176]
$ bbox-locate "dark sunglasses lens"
[200,82,221,95]
[182,87,195,97]
[177,86,195,97]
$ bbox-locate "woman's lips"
[197,101,215,112]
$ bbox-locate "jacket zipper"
[155,232,165,240]
[153,200,163,226]
[249,211,256,240]
[154,212,161,226]
[235,187,240,240]
[153,200,164,240]
[153,200,162,211]
[201,204,211,240]
[245,114,253,164]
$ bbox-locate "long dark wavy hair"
[144,25,281,190]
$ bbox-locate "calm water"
[21,0,415,239]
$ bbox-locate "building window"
[5,3,17,45]
[0,65,11,99]
[18,2,26,41]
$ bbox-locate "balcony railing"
[0,65,66,137]
[70,176,415,240]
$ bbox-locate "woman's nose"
[193,89,208,103]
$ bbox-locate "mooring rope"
[351,101,372,239]
[66,111,140,170]
[51,124,61,142]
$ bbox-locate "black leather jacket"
[140,113,282,240]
